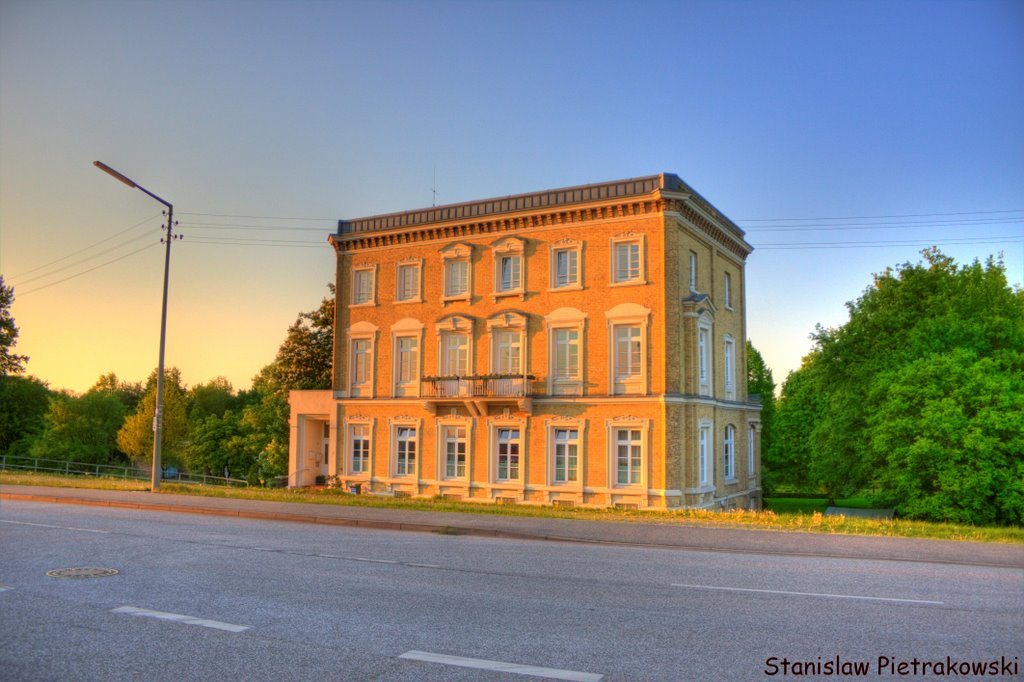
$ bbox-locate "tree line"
[0,278,334,484]
[4,250,1022,525]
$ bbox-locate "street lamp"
[94,161,177,491]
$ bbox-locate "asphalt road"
[1,501,1021,681]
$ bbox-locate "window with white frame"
[724,425,736,480]
[441,332,469,376]
[349,423,370,474]
[495,329,522,375]
[545,308,587,396]
[491,236,525,297]
[555,329,579,379]
[553,428,579,483]
[352,267,375,306]
[606,303,651,396]
[698,321,712,396]
[724,335,736,400]
[396,262,421,303]
[498,254,521,292]
[724,271,733,309]
[612,239,642,284]
[689,251,698,291]
[748,424,756,477]
[495,427,521,481]
[441,243,473,302]
[699,421,713,486]
[615,429,642,485]
[442,425,467,479]
[347,322,377,398]
[550,240,582,290]
[395,336,419,392]
[445,260,468,297]
[394,426,417,476]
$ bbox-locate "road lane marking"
[111,606,250,632]
[399,651,603,681]
[670,583,944,605]
[406,562,442,569]
[353,557,399,564]
[0,519,110,534]
[0,585,12,592]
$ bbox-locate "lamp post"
[94,161,176,491]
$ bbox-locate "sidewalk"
[3,484,1022,568]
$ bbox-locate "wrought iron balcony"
[421,375,533,399]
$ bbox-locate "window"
[495,330,522,375]
[351,339,372,395]
[395,336,419,389]
[613,241,641,283]
[699,424,712,485]
[689,251,698,291]
[615,429,642,485]
[545,307,587,396]
[724,335,736,400]
[724,425,736,480]
[748,424,756,476]
[498,254,521,292]
[554,329,579,380]
[352,268,375,305]
[613,325,642,393]
[550,240,582,290]
[396,262,421,302]
[395,426,416,476]
[445,260,468,297]
[724,271,733,309]
[496,428,521,481]
[553,428,579,483]
[491,236,526,298]
[698,322,712,396]
[350,424,369,474]
[442,333,469,375]
[443,426,467,478]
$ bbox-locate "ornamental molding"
[346,414,374,422]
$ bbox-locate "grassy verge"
[3,470,1022,544]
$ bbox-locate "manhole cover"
[46,567,119,579]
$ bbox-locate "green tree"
[187,377,237,423]
[29,392,127,465]
[746,340,777,491]
[0,275,28,375]
[87,372,145,413]
[184,410,252,478]
[768,356,823,492]
[776,249,1024,523]
[0,375,52,457]
[116,371,189,470]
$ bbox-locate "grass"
[3,470,1023,545]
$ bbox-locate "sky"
[1,0,1022,395]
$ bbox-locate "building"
[288,173,761,509]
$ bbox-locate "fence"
[0,455,249,487]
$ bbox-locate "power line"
[178,211,335,221]
[19,243,160,295]
[183,238,326,248]
[744,217,1024,232]
[738,208,1024,223]
[11,231,158,287]
[753,235,1024,250]
[179,222,328,232]
[9,213,162,280]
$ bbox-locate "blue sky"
[1,0,1021,393]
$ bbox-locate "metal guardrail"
[0,455,248,487]
[421,376,531,398]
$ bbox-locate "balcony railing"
[421,375,533,399]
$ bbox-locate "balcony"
[421,375,534,416]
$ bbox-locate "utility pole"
[94,161,178,491]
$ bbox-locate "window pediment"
[440,242,474,259]
[491,235,526,253]
[348,321,379,336]
[391,317,425,333]
[435,314,474,334]
[486,311,528,330]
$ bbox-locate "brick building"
[288,173,761,509]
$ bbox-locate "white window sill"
[491,290,525,301]
[394,298,423,305]
[441,294,470,304]
[686,484,717,494]
[548,284,583,293]
[609,279,647,288]
[348,302,376,309]
[724,477,738,485]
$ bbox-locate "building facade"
[288,173,761,509]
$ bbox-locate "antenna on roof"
[431,165,439,207]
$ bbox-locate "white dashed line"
[399,650,603,681]
[0,519,110,534]
[111,606,250,632]
[671,583,944,605]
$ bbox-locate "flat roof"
[337,172,741,236]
